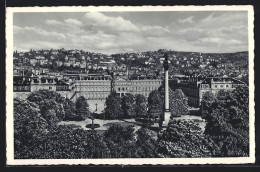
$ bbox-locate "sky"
[13,11,248,54]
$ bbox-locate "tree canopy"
[27,90,67,121]
[75,96,91,120]
[157,120,219,158]
[147,88,189,119]
[121,93,136,118]
[104,91,123,119]
[14,86,249,159]
[135,94,147,118]
[203,86,249,157]
[148,90,163,119]
[158,87,189,118]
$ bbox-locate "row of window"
[214,84,231,88]
[116,81,161,85]
[117,86,158,92]
[31,86,53,91]
[80,92,110,99]
[15,93,28,99]
[77,77,110,81]
[76,86,110,92]
[76,82,110,85]
[56,86,69,90]
[13,86,30,91]
[118,92,149,97]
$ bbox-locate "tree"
[135,94,147,118]
[201,91,217,115]
[104,123,140,158]
[16,125,111,159]
[41,109,59,127]
[157,120,220,158]
[75,96,91,120]
[104,91,123,119]
[121,93,136,118]
[168,89,189,117]
[147,90,163,119]
[104,123,135,143]
[158,86,189,118]
[202,91,217,104]
[203,86,249,157]
[136,127,158,158]
[14,98,49,158]
[63,98,77,121]
[27,90,66,121]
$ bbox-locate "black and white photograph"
[6,6,255,165]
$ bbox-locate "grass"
[103,122,137,127]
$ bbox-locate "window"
[118,87,120,91]
[220,85,223,88]
[226,85,229,88]
[215,85,217,88]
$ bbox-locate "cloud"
[45,19,63,25]
[24,26,66,39]
[141,25,170,37]
[14,11,248,54]
[84,12,140,32]
[14,25,66,39]
[170,12,248,52]
[64,18,83,26]
[178,16,194,24]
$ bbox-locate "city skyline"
[14,11,248,54]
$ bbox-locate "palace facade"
[14,73,245,107]
[176,76,246,107]
[13,74,162,101]
[13,75,75,100]
[114,79,162,98]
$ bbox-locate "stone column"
[163,53,171,126]
[165,68,170,111]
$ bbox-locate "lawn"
[58,118,141,131]
[58,114,205,132]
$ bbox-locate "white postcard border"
[6,5,255,165]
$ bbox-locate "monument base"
[162,111,171,126]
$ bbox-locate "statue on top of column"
[163,53,169,71]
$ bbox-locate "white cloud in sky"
[178,16,194,24]
[45,19,63,25]
[84,12,140,32]
[13,11,248,54]
[64,18,83,26]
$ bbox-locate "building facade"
[14,76,74,100]
[177,77,246,107]
[14,74,162,102]
[114,78,162,98]
[73,74,112,101]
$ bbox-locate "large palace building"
[13,74,162,102]
[14,73,245,109]
[70,74,162,101]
